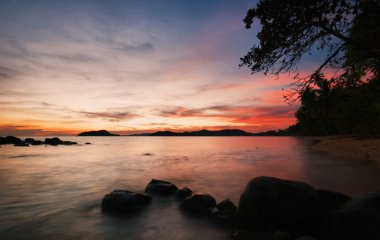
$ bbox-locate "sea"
[1,136,379,240]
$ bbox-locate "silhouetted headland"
[77,130,119,136]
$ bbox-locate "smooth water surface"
[1,137,380,240]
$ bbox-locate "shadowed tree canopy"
[241,0,380,91]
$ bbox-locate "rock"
[328,192,380,240]
[317,189,351,217]
[176,187,192,200]
[45,137,64,145]
[271,231,294,240]
[180,193,216,214]
[142,153,153,156]
[24,138,44,145]
[212,199,237,224]
[102,190,152,213]
[24,138,36,144]
[295,237,315,240]
[3,136,23,145]
[145,179,178,195]
[85,142,91,144]
[31,140,44,145]
[62,141,77,145]
[236,176,322,232]
[14,142,29,147]
[232,230,271,240]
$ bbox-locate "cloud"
[0,66,19,80]
[0,124,75,136]
[157,104,298,129]
[79,111,137,122]
[115,42,154,54]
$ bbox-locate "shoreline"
[307,136,380,167]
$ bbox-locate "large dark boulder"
[327,192,380,240]
[317,189,351,218]
[145,179,178,195]
[3,136,23,145]
[270,231,295,240]
[212,198,237,224]
[236,176,322,232]
[102,190,152,213]
[176,187,192,200]
[180,193,216,214]
[45,137,64,145]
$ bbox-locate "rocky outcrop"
[236,176,322,232]
[145,179,178,195]
[2,136,23,145]
[180,193,216,214]
[24,138,44,145]
[327,192,380,240]
[316,189,351,218]
[212,198,237,224]
[176,187,192,200]
[1,136,80,146]
[102,190,152,213]
[44,137,77,145]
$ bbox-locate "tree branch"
[312,43,346,76]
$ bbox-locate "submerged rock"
[62,141,77,145]
[24,138,44,145]
[270,231,294,240]
[327,192,380,240]
[14,142,29,147]
[102,190,152,213]
[44,137,77,145]
[176,187,192,200]
[180,193,216,214]
[45,137,64,145]
[236,176,322,232]
[145,179,178,195]
[212,198,237,224]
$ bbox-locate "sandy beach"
[309,136,380,167]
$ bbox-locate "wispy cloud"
[78,111,137,122]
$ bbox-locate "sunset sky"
[0,0,323,136]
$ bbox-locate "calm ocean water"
[1,136,380,240]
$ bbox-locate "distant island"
[77,130,119,136]
[130,129,252,136]
[77,129,295,137]
[129,129,295,136]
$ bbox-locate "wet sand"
[309,136,380,167]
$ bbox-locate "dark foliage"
[295,74,380,135]
[242,0,380,135]
[241,0,379,90]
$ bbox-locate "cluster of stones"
[0,136,78,146]
[101,179,237,224]
[101,176,380,240]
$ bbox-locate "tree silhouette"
[241,0,379,92]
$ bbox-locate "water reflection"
[1,137,380,239]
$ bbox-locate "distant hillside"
[130,129,254,136]
[77,130,119,136]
